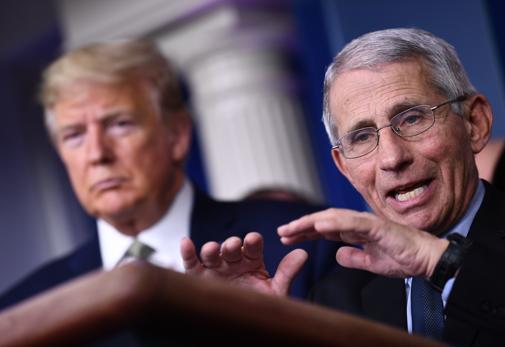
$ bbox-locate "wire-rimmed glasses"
[332,95,467,159]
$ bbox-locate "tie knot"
[116,239,156,267]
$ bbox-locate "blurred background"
[1,0,505,293]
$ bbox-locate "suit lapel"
[362,276,407,330]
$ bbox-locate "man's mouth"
[389,180,432,203]
[91,177,125,192]
[395,185,426,202]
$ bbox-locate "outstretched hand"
[278,208,448,279]
[180,232,308,296]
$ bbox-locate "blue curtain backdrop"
[484,0,505,118]
[292,0,366,210]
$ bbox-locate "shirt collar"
[98,179,193,271]
[444,180,485,238]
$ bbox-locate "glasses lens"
[391,105,435,137]
[340,127,378,158]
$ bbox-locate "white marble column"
[184,41,323,201]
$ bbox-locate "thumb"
[271,249,308,296]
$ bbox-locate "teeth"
[395,186,425,202]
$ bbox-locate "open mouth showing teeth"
[391,180,431,202]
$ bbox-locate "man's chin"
[385,209,436,232]
[91,202,136,223]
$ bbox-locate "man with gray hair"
[0,39,338,309]
[182,28,505,345]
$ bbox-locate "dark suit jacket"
[493,145,505,191]
[309,182,505,347]
[0,190,339,311]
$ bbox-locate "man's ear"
[463,94,493,154]
[169,110,192,162]
[331,147,352,182]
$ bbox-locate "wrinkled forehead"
[50,80,160,130]
[329,61,437,136]
[55,76,148,101]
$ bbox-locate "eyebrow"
[388,101,422,118]
[56,110,133,133]
[100,111,134,125]
[345,100,424,133]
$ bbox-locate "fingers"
[278,214,319,244]
[271,249,308,296]
[180,237,201,273]
[278,226,318,245]
[187,232,266,269]
[278,208,377,245]
[220,232,264,263]
[221,236,242,263]
[200,241,222,268]
[242,232,263,260]
[335,246,369,271]
[278,209,340,245]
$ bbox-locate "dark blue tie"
[411,277,444,339]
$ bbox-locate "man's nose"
[85,127,114,164]
[376,127,413,172]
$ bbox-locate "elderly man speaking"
[182,28,505,346]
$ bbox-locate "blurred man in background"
[0,39,338,310]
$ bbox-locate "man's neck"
[442,179,485,238]
[97,179,193,271]
[430,175,480,236]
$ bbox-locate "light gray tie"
[115,239,156,267]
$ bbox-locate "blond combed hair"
[40,39,185,133]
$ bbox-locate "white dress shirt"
[98,179,193,272]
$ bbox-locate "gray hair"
[40,39,184,135]
[322,28,477,146]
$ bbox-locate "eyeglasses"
[332,95,467,159]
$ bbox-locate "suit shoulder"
[233,199,324,218]
[193,188,324,219]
